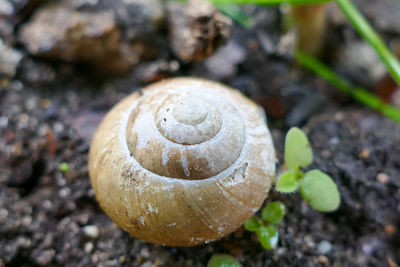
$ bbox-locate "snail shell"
[89,78,276,246]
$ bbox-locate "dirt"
[0,1,400,266]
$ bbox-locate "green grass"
[208,0,400,122]
[211,0,330,5]
[336,0,400,87]
[296,51,400,123]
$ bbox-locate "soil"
[0,1,400,266]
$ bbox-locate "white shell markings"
[162,147,169,166]
[147,203,158,214]
[166,222,177,227]
[180,152,190,177]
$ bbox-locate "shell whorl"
[125,81,246,180]
[89,78,276,247]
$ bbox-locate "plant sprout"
[244,201,285,249]
[59,162,69,174]
[277,127,340,212]
[244,127,340,251]
[207,254,241,267]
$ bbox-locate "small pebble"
[318,255,330,264]
[0,116,8,128]
[377,173,390,184]
[141,261,154,267]
[119,255,126,263]
[140,247,150,258]
[34,249,55,265]
[0,0,13,16]
[277,247,287,255]
[385,224,396,235]
[53,122,64,134]
[317,241,333,255]
[40,99,51,108]
[359,149,370,159]
[84,242,94,253]
[59,187,71,198]
[22,216,32,226]
[304,235,315,248]
[329,137,340,146]
[0,208,8,220]
[83,225,100,239]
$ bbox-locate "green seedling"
[244,201,285,249]
[244,128,340,250]
[277,127,340,212]
[59,162,69,174]
[207,254,241,267]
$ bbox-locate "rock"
[0,38,22,79]
[317,241,333,255]
[32,249,55,265]
[0,20,13,44]
[167,0,232,62]
[0,0,13,17]
[84,242,94,253]
[18,2,136,74]
[82,225,100,239]
[18,0,164,74]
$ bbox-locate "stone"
[0,38,22,79]
[317,241,333,255]
[82,225,100,239]
[18,2,136,74]
[167,0,232,61]
[0,0,13,17]
[18,0,163,74]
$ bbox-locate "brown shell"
[88,78,276,246]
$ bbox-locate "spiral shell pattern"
[89,78,276,246]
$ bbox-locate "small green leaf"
[59,162,69,174]
[207,254,241,267]
[276,171,299,193]
[256,226,279,250]
[284,127,313,171]
[261,202,286,225]
[244,216,262,232]
[299,170,341,212]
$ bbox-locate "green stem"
[217,4,253,28]
[210,0,331,5]
[296,51,400,123]
[336,0,400,87]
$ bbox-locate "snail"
[88,78,276,246]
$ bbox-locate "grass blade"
[336,0,400,87]
[295,51,400,123]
